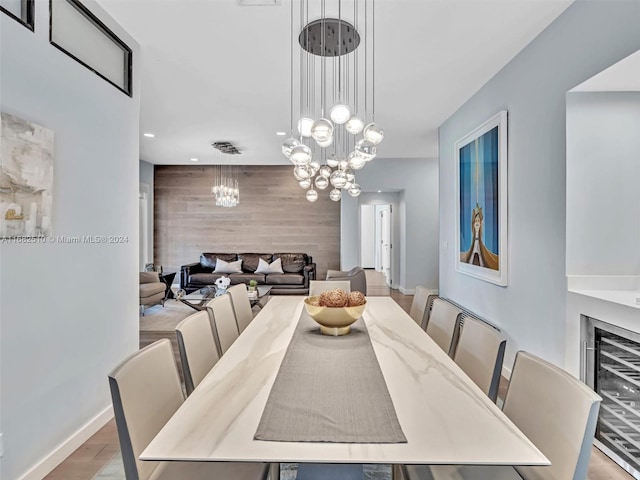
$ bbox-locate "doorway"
[360,203,392,287]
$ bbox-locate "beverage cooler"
[584,316,640,478]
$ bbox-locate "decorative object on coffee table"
[215,276,231,296]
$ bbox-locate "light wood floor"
[44,271,631,480]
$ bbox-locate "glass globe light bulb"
[315,175,329,190]
[348,152,366,170]
[330,170,348,189]
[330,104,351,124]
[355,139,376,161]
[281,137,299,158]
[343,167,355,182]
[299,178,311,189]
[326,155,339,168]
[348,183,362,197]
[329,188,342,202]
[297,117,314,137]
[338,159,349,171]
[293,165,312,181]
[363,123,384,145]
[343,181,353,190]
[311,118,334,143]
[309,160,320,175]
[316,136,333,148]
[319,166,332,178]
[306,189,318,202]
[212,186,219,194]
[290,144,312,166]
[345,116,364,134]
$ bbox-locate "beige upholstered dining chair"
[453,315,506,403]
[108,339,269,480]
[309,280,351,296]
[227,284,254,333]
[425,298,463,357]
[206,294,240,356]
[409,286,438,329]
[175,310,220,396]
[400,351,601,480]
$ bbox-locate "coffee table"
[178,285,272,311]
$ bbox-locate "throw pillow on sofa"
[255,257,284,274]
[214,258,243,274]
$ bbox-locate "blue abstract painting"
[459,126,500,271]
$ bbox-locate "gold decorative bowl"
[303,296,367,336]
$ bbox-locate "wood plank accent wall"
[154,165,341,280]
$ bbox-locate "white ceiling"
[98,0,573,165]
[571,49,640,92]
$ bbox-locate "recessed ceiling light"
[143,133,155,138]
[190,158,199,162]
[276,131,287,136]
[377,190,382,193]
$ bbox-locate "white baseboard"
[18,406,114,480]
[502,364,512,381]
[399,287,439,296]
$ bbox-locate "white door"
[378,205,392,286]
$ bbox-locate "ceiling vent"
[212,141,242,155]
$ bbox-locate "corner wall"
[566,91,640,276]
[438,0,640,369]
[341,158,439,293]
[0,1,140,477]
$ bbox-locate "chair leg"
[269,462,280,480]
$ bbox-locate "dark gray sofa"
[180,253,316,295]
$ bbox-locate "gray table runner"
[254,310,407,443]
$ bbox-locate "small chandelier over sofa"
[282,0,383,203]
[212,142,240,208]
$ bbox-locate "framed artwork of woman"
[455,111,508,286]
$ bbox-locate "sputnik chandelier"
[281,0,383,202]
[211,152,240,208]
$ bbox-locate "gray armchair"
[139,271,166,314]
[325,267,367,294]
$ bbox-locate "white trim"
[399,286,414,295]
[18,406,114,480]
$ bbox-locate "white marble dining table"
[141,296,549,466]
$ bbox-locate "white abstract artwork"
[1,112,54,238]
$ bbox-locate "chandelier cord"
[321,0,326,118]
[289,0,293,134]
[372,0,375,123]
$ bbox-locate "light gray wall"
[360,204,376,268]
[0,1,140,478]
[439,0,640,369]
[566,91,640,275]
[341,158,439,292]
[140,160,154,264]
